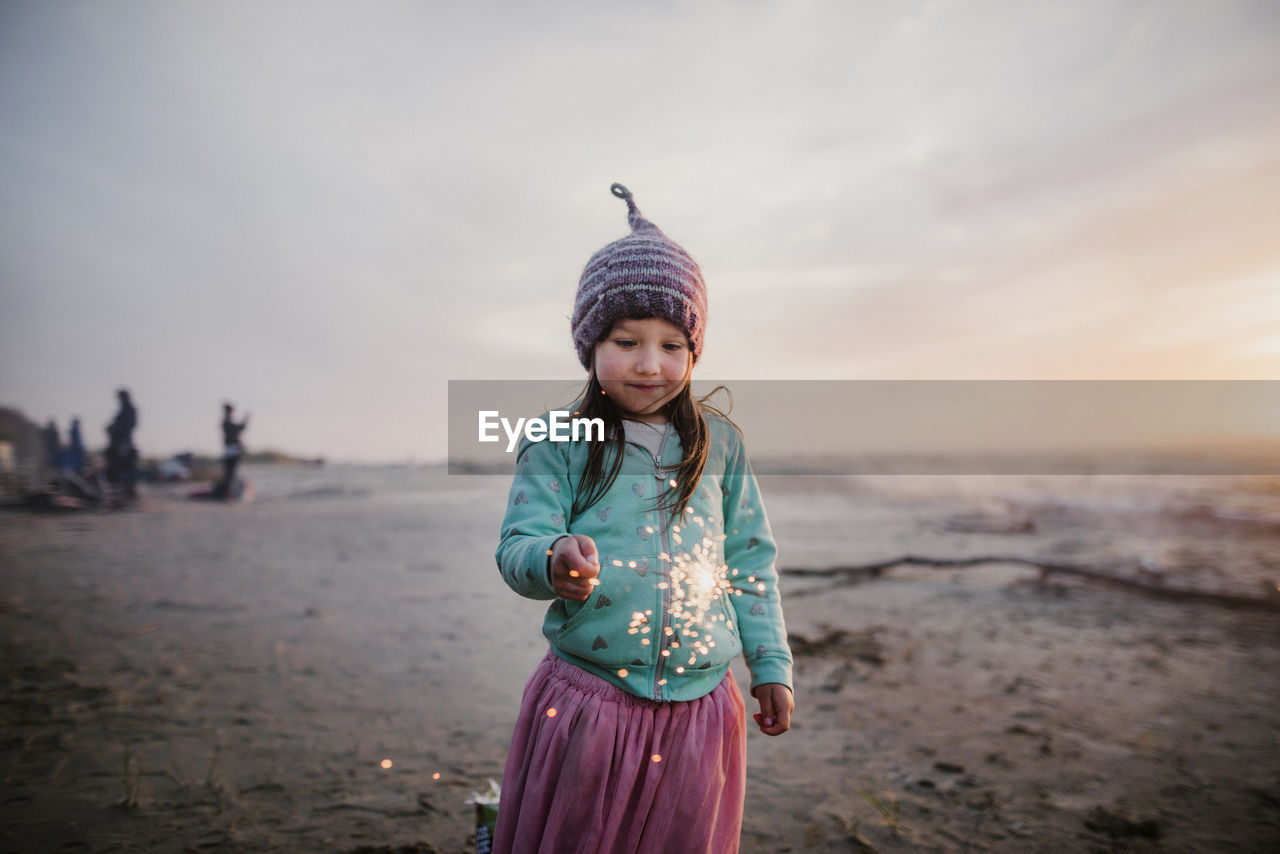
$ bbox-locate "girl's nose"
[636,345,661,374]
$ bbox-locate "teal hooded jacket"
[495,411,793,702]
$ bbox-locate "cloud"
[3,0,1278,459]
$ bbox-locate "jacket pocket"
[556,554,659,669]
[667,588,743,675]
[712,592,744,660]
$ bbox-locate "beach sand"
[2,465,1279,852]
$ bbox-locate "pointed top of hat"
[610,183,658,233]
[571,183,708,369]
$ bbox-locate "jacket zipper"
[652,421,673,701]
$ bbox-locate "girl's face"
[593,317,693,423]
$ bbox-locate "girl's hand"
[751,683,794,736]
[550,534,600,601]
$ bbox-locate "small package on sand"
[466,779,501,853]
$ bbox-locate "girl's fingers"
[556,580,593,601]
[752,686,791,734]
[775,697,792,731]
[552,535,602,600]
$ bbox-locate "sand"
[2,465,1279,852]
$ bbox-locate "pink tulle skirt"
[492,650,747,854]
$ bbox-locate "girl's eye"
[663,342,686,351]
[613,339,636,348]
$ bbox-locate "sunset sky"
[2,1,1278,462]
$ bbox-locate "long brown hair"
[569,366,736,525]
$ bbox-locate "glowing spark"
[546,707,558,718]
[432,772,441,780]
[380,759,393,769]
[651,754,662,763]
[569,569,580,578]
[618,668,628,677]
[588,578,600,586]
[640,513,737,672]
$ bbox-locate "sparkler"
[660,510,736,669]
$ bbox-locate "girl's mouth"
[627,383,663,392]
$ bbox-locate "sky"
[2,0,1278,463]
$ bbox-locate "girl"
[493,184,794,853]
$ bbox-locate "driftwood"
[781,555,1280,613]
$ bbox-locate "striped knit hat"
[571,183,707,370]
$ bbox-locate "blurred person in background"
[213,402,250,500]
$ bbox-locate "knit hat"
[571,183,708,370]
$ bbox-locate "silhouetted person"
[212,403,250,500]
[105,388,139,498]
[64,417,86,473]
